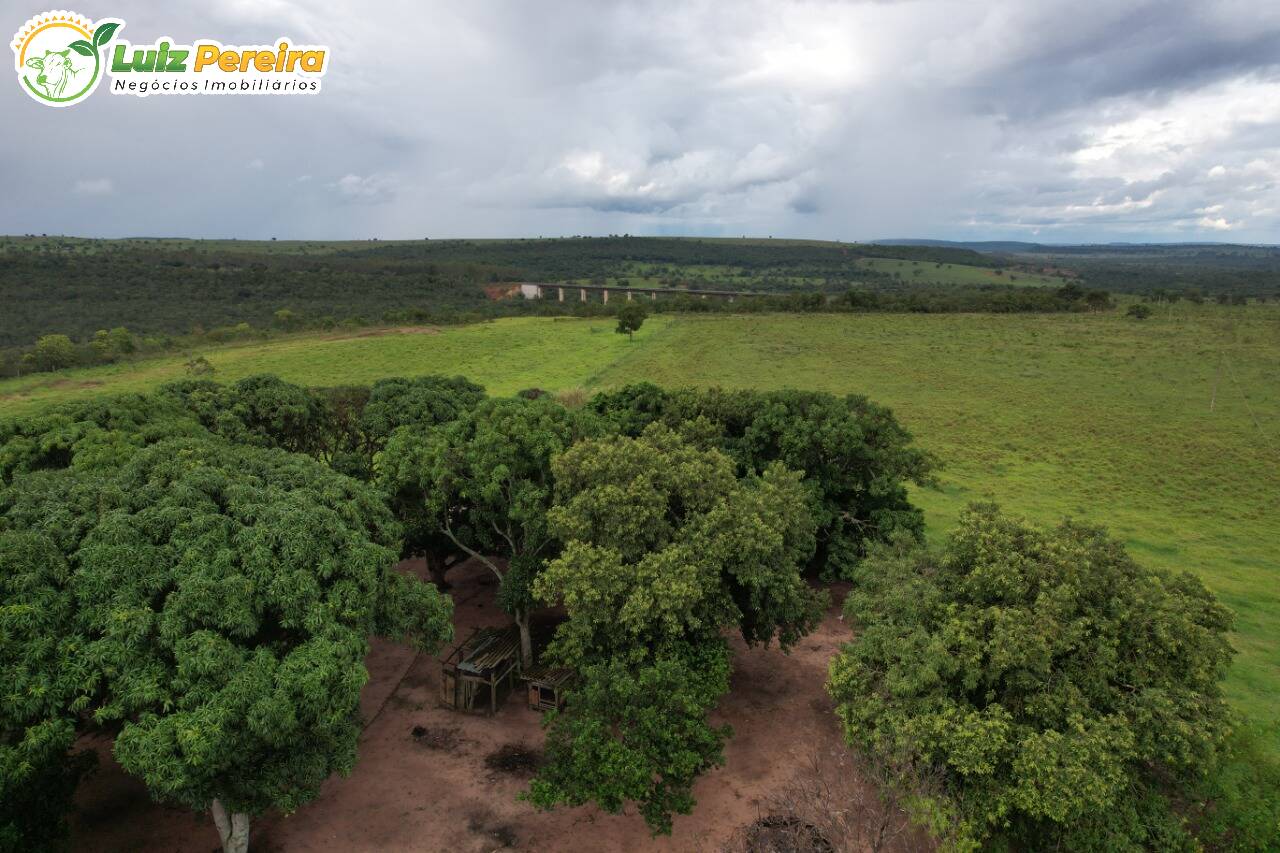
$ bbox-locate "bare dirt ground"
[69,558,922,852]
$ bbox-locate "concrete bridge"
[517,282,761,304]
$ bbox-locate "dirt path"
[68,559,917,852]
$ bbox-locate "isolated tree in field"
[272,307,300,330]
[381,396,605,664]
[1127,303,1153,319]
[0,439,454,853]
[32,334,76,371]
[828,504,1234,849]
[184,355,216,376]
[1084,290,1113,311]
[528,426,824,833]
[614,302,647,341]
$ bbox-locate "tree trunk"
[211,799,251,853]
[424,552,450,590]
[515,610,533,669]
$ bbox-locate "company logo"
[12,10,329,107]
[12,11,117,106]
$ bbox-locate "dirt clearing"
[68,558,926,852]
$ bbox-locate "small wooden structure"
[521,665,574,712]
[440,626,521,715]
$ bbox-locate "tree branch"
[490,517,518,556]
[442,517,504,581]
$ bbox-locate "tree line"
[2,282,1119,380]
[1,374,1275,851]
[0,236,1087,357]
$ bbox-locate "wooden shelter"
[440,626,522,715]
[521,666,574,712]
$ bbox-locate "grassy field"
[856,256,1069,286]
[2,308,1277,745]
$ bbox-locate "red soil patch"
[484,284,521,301]
[68,559,926,852]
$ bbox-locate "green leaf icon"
[92,22,119,47]
[68,39,94,57]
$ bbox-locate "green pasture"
[857,256,1068,287]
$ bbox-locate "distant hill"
[876,239,1048,253]
[877,238,1280,255]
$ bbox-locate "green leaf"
[68,40,94,57]
[92,22,119,47]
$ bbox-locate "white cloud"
[329,173,397,204]
[247,159,265,170]
[72,178,114,196]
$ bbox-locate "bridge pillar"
[603,289,609,304]
[626,290,633,301]
[537,285,544,299]
[650,291,656,301]
[558,287,564,302]
[580,288,587,302]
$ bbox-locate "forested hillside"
[4,235,1274,369]
[884,240,1280,298]
[0,235,1015,347]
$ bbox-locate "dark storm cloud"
[956,1,1280,118]
[2,0,1279,242]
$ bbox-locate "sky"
[5,0,1280,243]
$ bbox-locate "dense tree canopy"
[0,393,206,484]
[536,424,824,665]
[359,375,486,450]
[0,482,100,851]
[590,385,936,577]
[528,426,824,833]
[528,640,733,836]
[827,504,1236,849]
[0,438,454,852]
[334,376,489,581]
[158,375,331,458]
[378,396,605,664]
